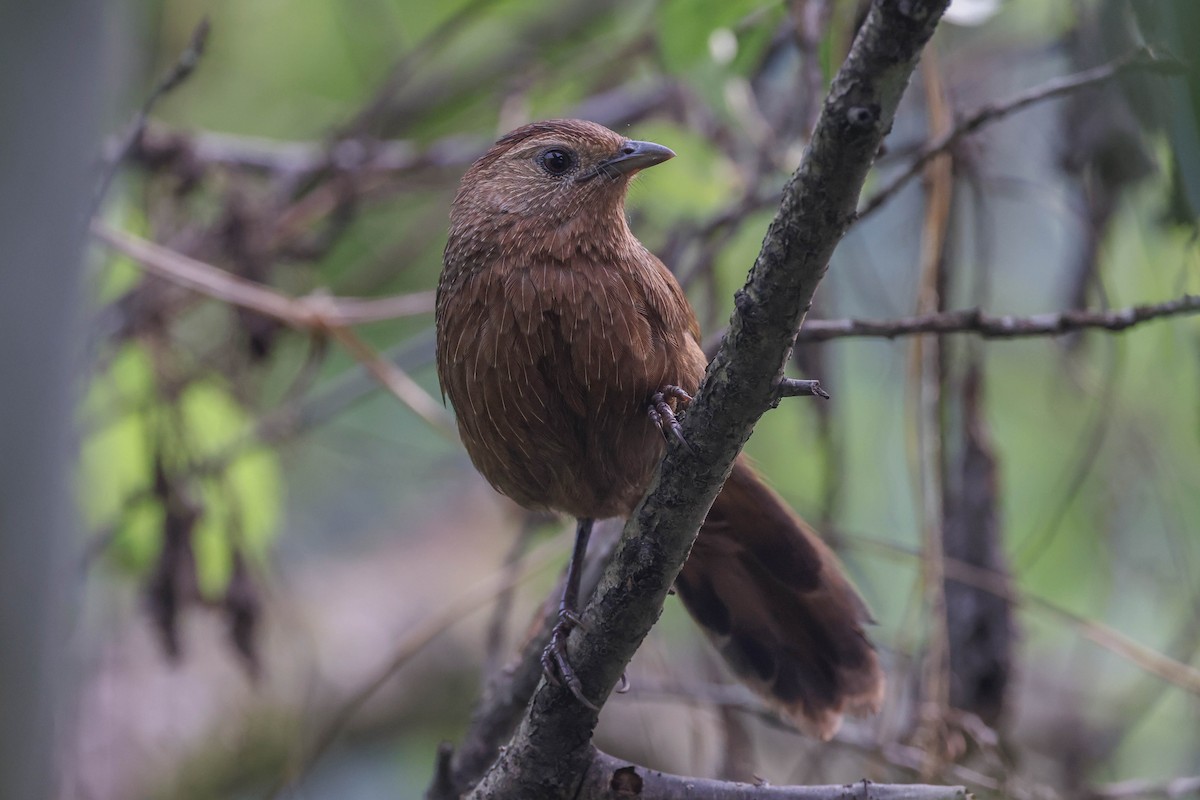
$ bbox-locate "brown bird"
[436,119,883,738]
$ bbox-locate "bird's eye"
[538,148,575,176]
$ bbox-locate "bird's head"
[449,119,675,240]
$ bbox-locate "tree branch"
[89,223,452,433]
[462,2,954,797]
[795,296,1200,341]
[92,223,434,325]
[773,377,830,403]
[577,752,971,800]
[440,520,624,795]
[122,122,483,178]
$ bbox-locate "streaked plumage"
[436,119,883,737]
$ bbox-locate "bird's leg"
[541,517,599,711]
[647,384,693,451]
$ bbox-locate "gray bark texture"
[579,752,973,800]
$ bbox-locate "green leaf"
[79,344,283,592]
[656,0,765,71]
[78,346,157,527]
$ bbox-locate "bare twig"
[341,0,502,136]
[482,519,543,679]
[857,46,1182,221]
[795,296,1200,341]
[953,563,1200,695]
[264,532,571,799]
[1013,343,1121,571]
[123,81,679,182]
[122,122,485,179]
[579,754,969,800]
[92,223,433,325]
[92,17,211,211]
[772,377,830,403]
[323,325,454,435]
[674,48,1182,277]
[436,521,623,797]
[427,744,457,800]
[89,223,451,433]
[789,0,835,141]
[909,49,954,777]
[847,535,1200,696]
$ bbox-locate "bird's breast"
[436,256,703,519]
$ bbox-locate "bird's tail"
[676,455,884,739]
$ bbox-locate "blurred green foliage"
[83,0,1200,796]
[80,343,281,595]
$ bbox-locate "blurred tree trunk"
[0,1,105,798]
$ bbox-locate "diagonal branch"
[91,223,435,325]
[856,46,1184,220]
[462,2,955,798]
[670,47,1184,261]
[92,17,211,213]
[89,223,451,433]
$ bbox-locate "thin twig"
[441,519,624,797]
[482,519,543,679]
[89,224,451,433]
[847,535,1200,696]
[92,17,211,212]
[1013,342,1122,570]
[263,531,571,799]
[120,122,485,181]
[795,296,1200,341]
[323,325,454,435]
[581,753,969,800]
[674,49,1182,265]
[909,49,954,777]
[91,224,434,325]
[857,46,1182,221]
[341,0,502,136]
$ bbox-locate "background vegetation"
[46,0,1200,797]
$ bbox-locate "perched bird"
[435,118,883,738]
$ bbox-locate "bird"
[435,118,883,739]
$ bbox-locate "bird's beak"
[598,139,676,177]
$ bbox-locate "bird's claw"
[649,385,694,454]
[541,610,599,711]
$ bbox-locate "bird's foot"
[541,609,599,711]
[648,385,694,453]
